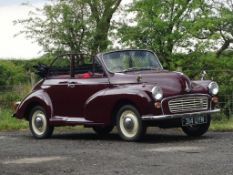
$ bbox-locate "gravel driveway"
[0,128,233,175]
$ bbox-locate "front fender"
[84,85,155,124]
[14,90,53,120]
[192,80,212,93]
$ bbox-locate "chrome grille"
[168,96,208,113]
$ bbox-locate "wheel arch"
[15,90,53,120]
[24,101,50,121]
[111,99,141,125]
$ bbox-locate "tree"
[0,61,27,86]
[213,0,233,57]
[15,0,121,55]
[118,0,233,68]
[118,0,205,67]
[87,0,122,55]
[187,0,233,57]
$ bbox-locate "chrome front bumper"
[142,109,220,121]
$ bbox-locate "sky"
[0,0,132,59]
[0,0,47,59]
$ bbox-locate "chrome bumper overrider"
[142,109,220,121]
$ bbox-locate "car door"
[43,56,73,117]
[65,77,109,118]
[65,57,110,119]
[44,55,110,120]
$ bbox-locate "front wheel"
[182,115,211,137]
[29,106,54,139]
[116,105,146,141]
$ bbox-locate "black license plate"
[182,115,207,126]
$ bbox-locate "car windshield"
[102,50,162,73]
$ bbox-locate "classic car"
[13,49,220,141]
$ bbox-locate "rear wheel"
[182,115,211,137]
[93,125,114,136]
[116,105,146,141]
[29,106,54,139]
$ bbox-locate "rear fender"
[14,90,53,120]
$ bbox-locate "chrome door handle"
[59,81,68,84]
[67,82,76,88]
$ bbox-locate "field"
[0,109,27,130]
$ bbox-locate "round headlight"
[208,82,219,95]
[152,86,163,100]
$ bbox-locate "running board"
[49,116,103,126]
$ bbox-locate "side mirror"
[33,64,49,78]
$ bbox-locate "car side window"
[46,54,105,79]
[48,57,71,79]
[74,57,105,79]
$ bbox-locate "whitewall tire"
[29,106,54,139]
[116,105,146,141]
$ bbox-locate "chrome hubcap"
[31,110,47,136]
[123,117,134,130]
[35,116,43,128]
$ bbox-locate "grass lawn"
[0,108,233,131]
[210,118,233,131]
[0,109,27,130]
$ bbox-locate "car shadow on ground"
[49,130,211,144]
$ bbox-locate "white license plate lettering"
[182,115,207,126]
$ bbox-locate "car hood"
[109,70,208,97]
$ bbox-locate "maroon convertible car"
[13,49,220,141]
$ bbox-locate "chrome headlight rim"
[208,81,219,95]
[152,86,163,101]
